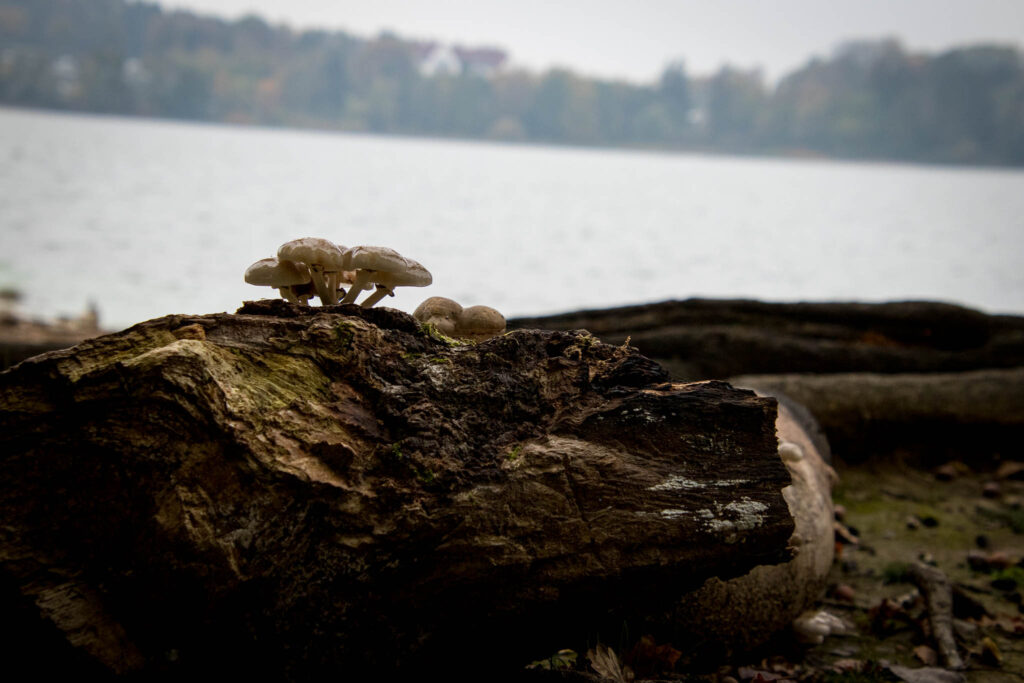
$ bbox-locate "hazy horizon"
[159,0,1024,83]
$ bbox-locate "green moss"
[414,467,436,485]
[881,562,912,584]
[333,321,357,349]
[390,443,404,460]
[420,322,468,346]
[978,506,1024,534]
[991,566,1024,588]
[526,649,577,671]
[506,444,524,461]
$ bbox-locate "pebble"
[968,549,1015,571]
[988,551,1014,569]
[995,461,1024,480]
[833,584,857,602]
[982,481,1001,498]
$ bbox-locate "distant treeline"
[2,0,1024,165]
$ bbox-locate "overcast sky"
[160,0,1024,83]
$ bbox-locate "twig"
[908,562,965,670]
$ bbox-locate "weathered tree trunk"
[0,300,797,679]
[510,299,1024,380]
[734,368,1024,462]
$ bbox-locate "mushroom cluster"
[244,239,431,308]
[413,297,506,342]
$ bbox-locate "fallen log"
[732,369,1024,462]
[659,390,837,661]
[510,299,1024,380]
[0,300,802,679]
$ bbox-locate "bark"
[0,300,796,678]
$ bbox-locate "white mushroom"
[792,610,849,645]
[454,305,506,342]
[277,238,348,305]
[413,297,463,336]
[338,246,432,307]
[244,257,312,304]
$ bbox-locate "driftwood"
[513,299,1024,461]
[510,299,1024,380]
[0,300,800,678]
[733,369,1024,462]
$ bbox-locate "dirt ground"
[688,457,1024,682]
[526,457,1024,682]
[797,457,1024,682]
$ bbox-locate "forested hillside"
[2,0,1023,165]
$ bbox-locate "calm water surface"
[2,107,1023,330]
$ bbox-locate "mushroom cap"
[348,246,432,288]
[244,257,311,287]
[277,238,348,271]
[414,296,463,321]
[455,305,506,342]
[414,297,463,336]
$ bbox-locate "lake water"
[2,106,1023,331]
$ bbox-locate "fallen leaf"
[913,644,938,666]
[979,636,1002,666]
[760,655,796,675]
[869,598,914,635]
[995,461,1024,480]
[829,658,864,673]
[623,634,681,675]
[587,644,634,683]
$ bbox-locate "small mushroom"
[413,297,463,336]
[792,610,847,645]
[455,305,506,342]
[244,257,312,304]
[277,237,348,305]
[338,246,432,307]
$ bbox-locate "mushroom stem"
[339,270,373,305]
[325,272,340,305]
[278,287,302,305]
[360,284,394,308]
[308,264,333,305]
